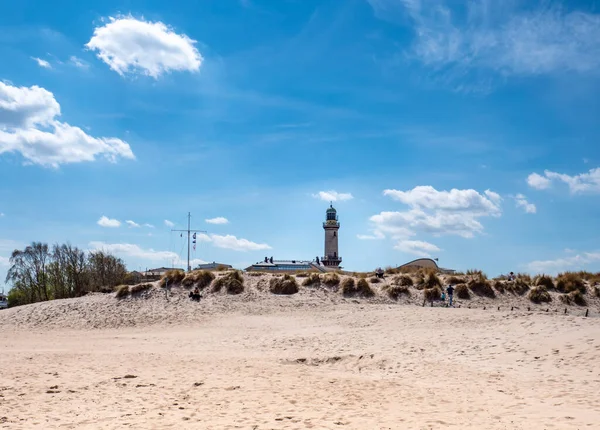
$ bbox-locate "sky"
[1,0,600,288]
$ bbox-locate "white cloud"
[357,231,385,240]
[86,15,203,78]
[0,81,134,167]
[527,172,552,190]
[361,185,501,240]
[313,190,354,202]
[69,56,89,69]
[205,217,229,225]
[144,223,155,228]
[394,240,441,257]
[125,220,140,228]
[199,234,271,252]
[528,168,600,193]
[164,219,175,227]
[97,216,121,228]
[514,194,536,214]
[526,252,600,274]
[89,241,207,268]
[367,0,600,78]
[32,57,52,69]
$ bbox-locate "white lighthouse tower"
[322,203,341,267]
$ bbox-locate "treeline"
[5,242,128,307]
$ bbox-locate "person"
[375,267,384,279]
[508,272,515,281]
[446,284,455,307]
[189,287,201,302]
[441,290,446,303]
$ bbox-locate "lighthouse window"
[333,231,336,237]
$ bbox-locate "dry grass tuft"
[423,286,442,302]
[340,278,356,296]
[182,270,215,289]
[159,269,186,287]
[269,274,299,295]
[468,276,495,298]
[493,281,505,294]
[559,290,587,306]
[212,271,244,295]
[447,276,466,285]
[556,272,586,294]
[356,278,375,298]
[393,275,414,287]
[302,273,321,287]
[534,274,554,290]
[247,271,265,277]
[466,269,486,278]
[383,285,410,300]
[369,277,381,284]
[130,283,153,295]
[516,273,532,283]
[424,272,442,289]
[528,286,552,304]
[506,279,530,296]
[295,272,310,278]
[322,273,340,288]
[594,286,600,298]
[455,284,470,299]
[115,285,130,299]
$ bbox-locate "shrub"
[356,278,375,298]
[455,284,470,299]
[340,278,356,296]
[322,273,340,288]
[528,286,552,304]
[115,285,129,299]
[369,277,381,284]
[506,279,529,296]
[423,286,442,302]
[302,273,321,287]
[384,285,410,300]
[534,274,554,290]
[493,281,505,294]
[393,275,413,287]
[212,271,244,295]
[269,274,299,295]
[424,272,442,289]
[559,291,587,306]
[130,283,153,295]
[182,270,215,289]
[556,272,586,294]
[447,276,466,285]
[160,269,185,287]
[468,277,495,298]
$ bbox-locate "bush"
[115,285,129,299]
[212,271,244,295]
[559,291,587,306]
[493,281,505,294]
[384,285,410,300]
[269,274,299,295]
[534,275,554,290]
[528,286,552,304]
[322,273,340,288]
[469,277,495,298]
[302,273,321,287]
[356,278,375,298]
[393,275,413,287]
[369,277,381,284]
[424,272,442,289]
[160,270,185,287]
[423,286,442,302]
[447,276,466,285]
[556,272,586,294]
[455,284,470,299]
[182,270,215,289]
[130,283,153,295]
[506,279,529,296]
[340,278,356,296]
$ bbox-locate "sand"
[1,275,599,429]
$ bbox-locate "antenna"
[171,212,207,272]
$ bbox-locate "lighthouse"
[322,203,342,267]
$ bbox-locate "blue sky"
[1,0,600,287]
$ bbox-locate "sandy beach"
[1,275,599,429]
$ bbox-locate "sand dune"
[1,274,599,429]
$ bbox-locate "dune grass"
[534,274,554,290]
[130,283,153,295]
[369,277,381,284]
[383,285,410,300]
[506,279,530,296]
[468,276,495,298]
[559,290,587,306]
[528,286,552,304]
[115,285,130,299]
[447,276,466,285]
[302,273,321,287]
[393,275,414,287]
[556,272,586,294]
[455,284,470,299]
[159,269,186,288]
[493,280,505,294]
[269,274,299,295]
[181,270,215,289]
[423,286,442,302]
[322,273,340,288]
[212,271,244,295]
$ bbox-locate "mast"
[172,213,207,272]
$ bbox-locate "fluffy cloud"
[203,234,271,252]
[515,194,536,214]
[360,185,501,241]
[86,16,203,78]
[164,220,175,227]
[32,57,51,69]
[97,216,121,228]
[527,173,552,190]
[205,217,229,225]
[313,190,354,202]
[0,81,133,167]
[125,220,140,228]
[89,241,207,267]
[526,252,600,274]
[367,0,600,80]
[394,240,441,257]
[69,56,89,69]
[144,223,155,228]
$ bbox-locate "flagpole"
[172,213,207,273]
[187,212,191,272]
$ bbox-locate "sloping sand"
[1,275,599,429]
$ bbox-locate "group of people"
[441,284,455,307]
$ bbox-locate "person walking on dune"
[446,284,455,307]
